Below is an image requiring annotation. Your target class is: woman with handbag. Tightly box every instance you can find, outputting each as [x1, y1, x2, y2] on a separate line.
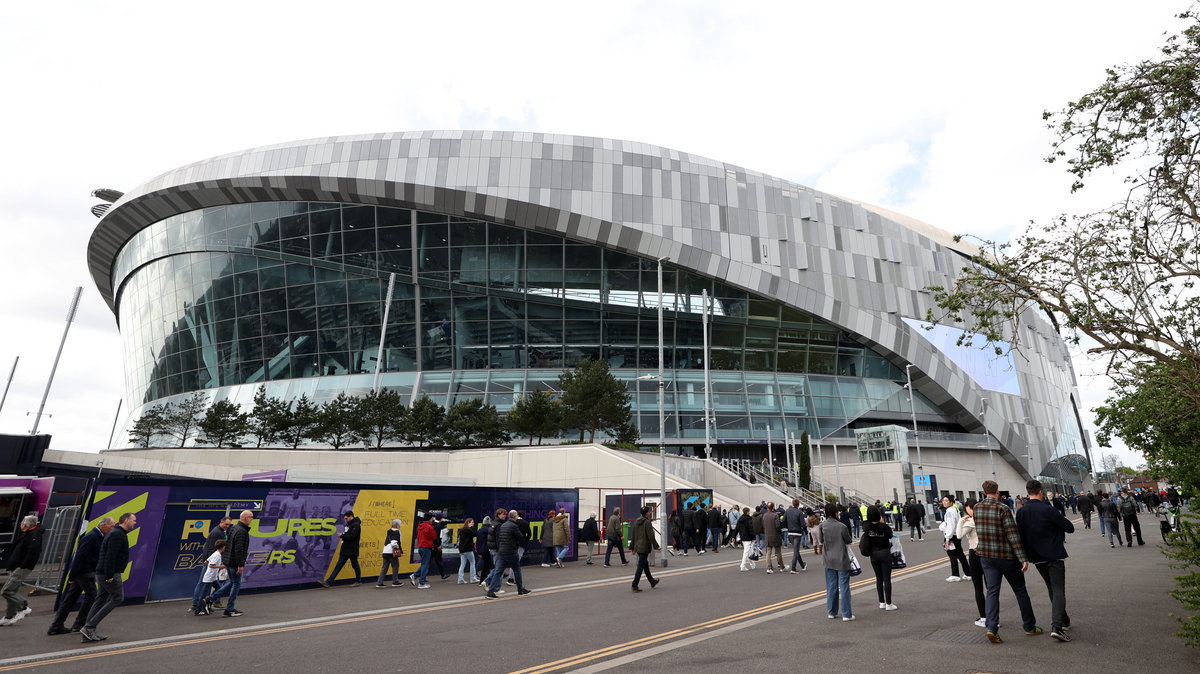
[863, 506, 897, 611]
[957, 499, 987, 627]
[939, 495, 970, 581]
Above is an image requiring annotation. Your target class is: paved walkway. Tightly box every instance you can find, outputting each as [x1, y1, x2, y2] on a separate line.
[0, 513, 1193, 672]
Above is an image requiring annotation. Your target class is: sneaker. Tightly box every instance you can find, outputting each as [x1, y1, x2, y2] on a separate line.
[603, 564, 611, 568]
[0, 618, 13, 627]
[766, 569, 773, 574]
[484, 593, 498, 600]
[974, 618, 988, 628]
[410, 574, 417, 587]
[945, 576, 963, 582]
[376, 584, 388, 588]
[496, 589, 507, 595]
[1050, 630, 1071, 642]
[16, 607, 32, 620]
[681, 552, 688, 556]
[541, 563, 551, 568]
[827, 614, 837, 619]
[789, 570, 798, 574]
[987, 630, 1002, 644]
[318, 580, 331, 588]
[586, 561, 594, 565]
[418, 583, 431, 589]
[47, 626, 71, 635]
[1024, 626, 1043, 636]
[456, 580, 465, 585]
[631, 586, 643, 593]
[842, 615, 856, 621]
[224, 609, 244, 617]
[885, 604, 898, 611]
[505, 578, 516, 586]
[621, 561, 630, 565]
[479, 581, 488, 587]
[699, 550, 705, 555]
[649, 578, 659, 589]
[880, 602, 887, 609]
[351, 582, 362, 587]
[517, 588, 532, 596]
[392, 581, 403, 586]
[209, 600, 223, 609]
[79, 627, 106, 642]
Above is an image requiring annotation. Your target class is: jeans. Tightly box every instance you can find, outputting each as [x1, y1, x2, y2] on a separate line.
[690, 529, 705, 553]
[709, 527, 722, 551]
[326, 553, 361, 584]
[555, 544, 569, 561]
[908, 523, 924, 539]
[191, 570, 215, 609]
[487, 553, 525, 594]
[633, 552, 655, 587]
[851, 520, 862, 537]
[585, 541, 596, 563]
[482, 550, 499, 585]
[1124, 515, 1144, 545]
[968, 550, 986, 619]
[1082, 511, 1092, 528]
[1034, 559, 1069, 631]
[416, 547, 432, 584]
[605, 539, 627, 565]
[85, 576, 124, 629]
[377, 555, 400, 584]
[870, 549, 892, 604]
[51, 572, 97, 629]
[1103, 517, 1122, 545]
[457, 551, 477, 582]
[980, 557, 1036, 633]
[945, 536, 970, 577]
[209, 568, 242, 611]
[477, 549, 493, 579]
[788, 534, 807, 570]
[824, 568, 852, 618]
[2, 568, 31, 618]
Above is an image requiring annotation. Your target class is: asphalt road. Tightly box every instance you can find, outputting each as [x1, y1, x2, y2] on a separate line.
[1, 513, 1193, 673]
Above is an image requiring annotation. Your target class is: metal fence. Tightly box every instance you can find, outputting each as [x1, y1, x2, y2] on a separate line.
[25, 505, 82, 594]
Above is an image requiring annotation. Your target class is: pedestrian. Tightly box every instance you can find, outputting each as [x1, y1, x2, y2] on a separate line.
[206, 510, 251, 618]
[784, 499, 808, 573]
[847, 503, 862, 538]
[940, 495, 970, 582]
[479, 509, 505, 591]
[904, 498, 925, 541]
[376, 519, 405, 587]
[819, 504, 854, 621]
[48, 517, 114, 634]
[1, 515, 44, 627]
[199, 516, 232, 606]
[604, 508, 628, 567]
[321, 510, 363, 587]
[581, 513, 601, 565]
[552, 510, 570, 567]
[707, 504, 724, 553]
[752, 506, 765, 549]
[476, 516, 494, 580]
[413, 514, 436, 589]
[1118, 490, 1145, 547]
[1016, 479, 1075, 642]
[957, 499, 987, 628]
[726, 506, 741, 547]
[762, 502, 785, 574]
[484, 510, 531, 599]
[1097, 492, 1123, 548]
[80, 512, 137, 641]
[510, 511, 531, 584]
[431, 512, 450, 580]
[807, 510, 823, 555]
[540, 510, 557, 567]
[191, 539, 226, 615]
[629, 505, 661, 592]
[975, 480, 1040, 644]
[736, 507, 756, 571]
[456, 517, 478, 584]
[864, 506, 897, 611]
[669, 510, 683, 552]
[1078, 492, 1094, 530]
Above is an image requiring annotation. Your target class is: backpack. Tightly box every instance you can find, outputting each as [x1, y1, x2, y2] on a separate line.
[1119, 497, 1137, 517]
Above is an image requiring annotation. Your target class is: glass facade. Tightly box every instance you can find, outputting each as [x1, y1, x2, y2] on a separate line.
[114, 202, 946, 441]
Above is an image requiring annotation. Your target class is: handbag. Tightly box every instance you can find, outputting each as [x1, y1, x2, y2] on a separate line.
[218, 568, 229, 582]
[748, 542, 763, 561]
[848, 549, 863, 576]
[859, 532, 872, 557]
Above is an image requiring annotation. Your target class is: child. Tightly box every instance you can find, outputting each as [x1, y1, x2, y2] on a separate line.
[192, 539, 226, 615]
[376, 519, 404, 587]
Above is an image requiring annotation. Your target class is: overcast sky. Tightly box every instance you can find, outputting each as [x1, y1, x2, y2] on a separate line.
[0, 1, 1185, 466]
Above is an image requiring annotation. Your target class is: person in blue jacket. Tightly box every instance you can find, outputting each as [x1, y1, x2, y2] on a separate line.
[47, 517, 114, 634]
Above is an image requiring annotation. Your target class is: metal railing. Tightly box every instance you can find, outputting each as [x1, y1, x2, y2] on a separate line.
[718, 459, 826, 510]
[27, 505, 82, 594]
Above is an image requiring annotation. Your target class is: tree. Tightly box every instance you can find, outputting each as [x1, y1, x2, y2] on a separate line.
[278, 395, 321, 449]
[798, 431, 813, 490]
[127, 404, 168, 448]
[926, 11, 1200, 492]
[442, 398, 510, 448]
[196, 399, 250, 447]
[1096, 359, 1200, 493]
[162, 391, 209, 448]
[352, 389, 407, 449]
[558, 358, 634, 443]
[249, 386, 289, 448]
[505, 389, 562, 445]
[312, 393, 362, 449]
[402, 396, 446, 448]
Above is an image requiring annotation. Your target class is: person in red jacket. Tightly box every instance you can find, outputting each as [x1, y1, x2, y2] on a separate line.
[411, 516, 437, 589]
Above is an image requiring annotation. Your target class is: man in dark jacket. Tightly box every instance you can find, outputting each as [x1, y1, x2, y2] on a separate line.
[1077, 492, 1094, 529]
[706, 504, 724, 553]
[629, 505, 660, 592]
[1016, 480, 1075, 642]
[321, 511, 363, 587]
[48, 517, 115, 634]
[207, 510, 252, 617]
[200, 516, 232, 606]
[904, 498, 926, 541]
[784, 499, 808, 572]
[580, 514, 601, 565]
[80, 513, 136, 642]
[1118, 490, 1145, 547]
[679, 505, 696, 556]
[485, 510, 530, 599]
[1, 515, 44, 626]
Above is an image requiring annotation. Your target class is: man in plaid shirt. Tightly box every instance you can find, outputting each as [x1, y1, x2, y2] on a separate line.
[975, 480, 1040, 643]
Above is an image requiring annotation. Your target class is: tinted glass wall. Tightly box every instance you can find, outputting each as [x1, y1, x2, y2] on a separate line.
[114, 202, 937, 438]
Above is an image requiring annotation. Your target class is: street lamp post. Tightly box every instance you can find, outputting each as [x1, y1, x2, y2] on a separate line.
[701, 288, 713, 460]
[905, 364, 927, 524]
[656, 256, 669, 569]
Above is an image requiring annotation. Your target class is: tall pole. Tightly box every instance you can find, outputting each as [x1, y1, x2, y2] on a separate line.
[766, 427, 774, 480]
[817, 443, 826, 501]
[105, 399, 123, 450]
[905, 364, 926, 521]
[981, 398, 995, 478]
[657, 256, 669, 569]
[789, 432, 797, 486]
[0, 356, 17, 416]
[31, 286, 82, 436]
[373, 272, 397, 392]
[701, 288, 712, 460]
[833, 440, 843, 502]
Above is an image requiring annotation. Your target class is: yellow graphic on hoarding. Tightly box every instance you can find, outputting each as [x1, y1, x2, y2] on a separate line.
[85, 490, 150, 581]
[327, 489, 428, 580]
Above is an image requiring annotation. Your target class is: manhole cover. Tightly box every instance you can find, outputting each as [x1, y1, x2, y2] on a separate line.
[926, 629, 991, 644]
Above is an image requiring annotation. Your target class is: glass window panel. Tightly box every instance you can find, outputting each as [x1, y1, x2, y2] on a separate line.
[418, 222, 449, 249]
[744, 350, 773, 372]
[564, 244, 601, 269]
[318, 304, 349, 329]
[603, 345, 637, 369]
[489, 315, 525, 345]
[287, 284, 315, 309]
[528, 346, 564, 368]
[710, 348, 742, 370]
[674, 320, 703, 346]
[604, 320, 639, 344]
[279, 213, 309, 240]
[377, 207, 411, 227]
[251, 202, 280, 222]
[452, 220, 487, 247]
[712, 323, 744, 347]
[836, 378, 866, 397]
[807, 348, 837, 374]
[812, 396, 843, 416]
[285, 263, 313, 286]
[348, 302, 381, 327]
[451, 246, 487, 285]
[421, 247, 450, 277]
[527, 320, 563, 344]
[748, 299, 779, 321]
[527, 245, 563, 270]
[288, 309, 317, 332]
[378, 225, 412, 251]
[316, 280, 347, 306]
[346, 278, 381, 303]
[837, 349, 862, 377]
[309, 209, 341, 260]
[778, 349, 805, 373]
[564, 319, 600, 344]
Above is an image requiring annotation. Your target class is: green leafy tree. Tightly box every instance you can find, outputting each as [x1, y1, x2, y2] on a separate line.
[352, 389, 408, 449]
[1164, 513, 1200, 647]
[249, 385, 289, 448]
[403, 395, 446, 448]
[127, 404, 169, 448]
[313, 393, 362, 449]
[558, 358, 634, 443]
[279, 394, 321, 449]
[798, 431, 813, 490]
[196, 399, 250, 447]
[162, 391, 209, 448]
[442, 398, 510, 448]
[613, 420, 640, 446]
[505, 389, 562, 445]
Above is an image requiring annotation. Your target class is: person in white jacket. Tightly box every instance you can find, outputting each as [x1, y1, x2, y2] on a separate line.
[957, 500, 987, 627]
[939, 495, 971, 582]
